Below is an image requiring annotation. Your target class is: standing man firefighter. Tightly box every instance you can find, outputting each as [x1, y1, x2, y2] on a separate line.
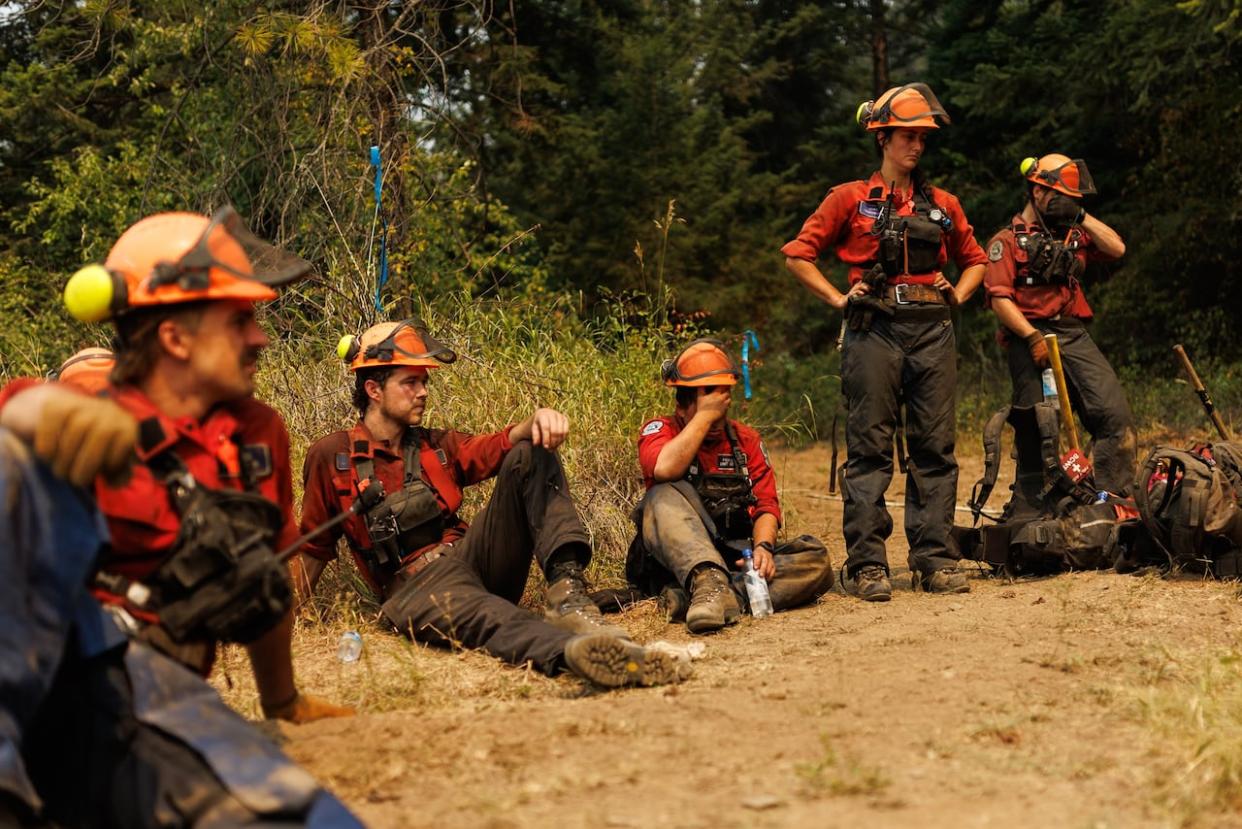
[0, 210, 361, 826]
[782, 83, 988, 601]
[983, 154, 1134, 507]
[293, 319, 690, 688]
[628, 340, 835, 633]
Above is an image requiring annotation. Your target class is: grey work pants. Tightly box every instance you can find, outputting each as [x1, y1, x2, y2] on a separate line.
[380, 441, 591, 675]
[840, 309, 959, 578]
[634, 482, 834, 611]
[1006, 317, 1137, 495]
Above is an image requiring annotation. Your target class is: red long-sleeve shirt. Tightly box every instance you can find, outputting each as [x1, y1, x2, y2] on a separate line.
[0, 378, 298, 580]
[781, 171, 987, 286]
[298, 420, 513, 596]
[96, 386, 299, 580]
[983, 215, 1105, 321]
[637, 415, 782, 526]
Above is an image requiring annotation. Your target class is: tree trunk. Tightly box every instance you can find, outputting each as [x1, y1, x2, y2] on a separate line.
[869, 0, 889, 98]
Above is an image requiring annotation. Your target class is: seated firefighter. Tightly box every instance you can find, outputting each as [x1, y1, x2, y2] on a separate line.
[0, 320, 359, 824]
[293, 319, 690, 688]
[7, 208, 351, 725]
[628, 340, 835, 633]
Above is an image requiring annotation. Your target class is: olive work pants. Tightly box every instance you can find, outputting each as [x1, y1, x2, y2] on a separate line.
[1006, 317, 1137, 499]
[840, 309, 960, 578]
[634, 482, 835, 611]
[380, 441, 592, 675]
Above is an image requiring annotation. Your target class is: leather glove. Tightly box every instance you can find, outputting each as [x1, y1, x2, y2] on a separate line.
[1026, 331, 1051, 369]
[262, 692, 356, 724]
[34, 390, 137, 487]
[1042, 193, 1085, 227]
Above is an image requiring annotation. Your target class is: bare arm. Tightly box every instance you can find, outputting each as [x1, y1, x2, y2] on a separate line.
[652, 412, 719, 482]
[785, 257, 868, 311]
[1081, 213, 1125, 259]
[952, 264, 986, 305]
[991, 296, 1039, 339]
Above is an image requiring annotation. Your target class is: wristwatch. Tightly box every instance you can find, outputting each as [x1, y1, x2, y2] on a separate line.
[755, 541, 775, 554]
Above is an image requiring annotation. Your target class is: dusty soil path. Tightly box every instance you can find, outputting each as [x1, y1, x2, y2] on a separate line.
[221, 444, 1242, 828]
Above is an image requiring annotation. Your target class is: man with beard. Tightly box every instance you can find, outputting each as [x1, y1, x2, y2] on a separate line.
[983, 154, 1134, 507]
[0, 208, 359, 826]
[293, 319, 690, 688]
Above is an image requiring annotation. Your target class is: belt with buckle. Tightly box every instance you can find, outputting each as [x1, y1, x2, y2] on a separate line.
[388, 545, 450, 593]
[884, 283, 947, 305]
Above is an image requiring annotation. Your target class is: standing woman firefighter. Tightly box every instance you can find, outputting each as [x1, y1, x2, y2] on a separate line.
[782, 83, 987, 602]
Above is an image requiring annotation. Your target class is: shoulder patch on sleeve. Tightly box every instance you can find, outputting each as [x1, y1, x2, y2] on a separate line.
[641, 420, 665, 437]
[988, 240, 1005, 262]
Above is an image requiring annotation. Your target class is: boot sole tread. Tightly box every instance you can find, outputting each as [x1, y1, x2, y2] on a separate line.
[565, 636, 688, 687]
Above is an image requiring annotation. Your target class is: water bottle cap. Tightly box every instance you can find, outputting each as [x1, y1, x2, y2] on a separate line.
[742, 547, 753, 558]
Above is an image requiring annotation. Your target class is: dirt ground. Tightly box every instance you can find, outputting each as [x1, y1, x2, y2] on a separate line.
[218, 444, 1242, 828]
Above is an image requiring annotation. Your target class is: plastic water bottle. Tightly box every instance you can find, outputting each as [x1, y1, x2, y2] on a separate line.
[742, 548, 774, 618]
[337, 631, 363, 663]
[1041, 368, 1059, 405]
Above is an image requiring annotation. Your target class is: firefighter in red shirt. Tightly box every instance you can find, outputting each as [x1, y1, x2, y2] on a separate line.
[7, 208, 351, 724]
[983, 154, 1134, 508]
[782, 83, 987, 601]
[292, 319, 690, 689]
[628, 341, 834, 633]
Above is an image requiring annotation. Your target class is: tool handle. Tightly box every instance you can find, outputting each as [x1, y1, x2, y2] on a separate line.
[1043, 334, 1080, 451]
[1174, 344, 1232, 441]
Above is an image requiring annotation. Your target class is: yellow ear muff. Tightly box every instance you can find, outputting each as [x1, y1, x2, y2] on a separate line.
[64, 264, 122, 323]
[337, 334, 360, 363]
[1020, 157, 1038, 177]
[855, 100, 874, 126]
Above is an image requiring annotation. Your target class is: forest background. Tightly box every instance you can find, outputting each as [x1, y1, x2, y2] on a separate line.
[2, 0, 1241, 575]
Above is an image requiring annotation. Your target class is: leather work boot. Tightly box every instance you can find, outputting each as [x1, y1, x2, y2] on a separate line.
[842, 565, 892, 602]
[563, 634, 692, 687]
[912, 566, 971, 594]
[685, 565, 742, 634]
[545, 561, 631, 639]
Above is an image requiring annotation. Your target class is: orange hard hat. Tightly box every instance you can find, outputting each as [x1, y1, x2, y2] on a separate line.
[338, 318, 458, 373]
[1020, 154, 1096, 199]
[55, 347, 114, 394]
[662, 340, 739, 387]
[857, 83, 950, 131]
[63, 206, 312, 323]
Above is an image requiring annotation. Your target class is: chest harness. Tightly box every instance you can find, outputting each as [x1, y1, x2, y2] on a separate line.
[686, 421, 758, 541]
[1013, 223, 1086, 288]
[95, 418, 293, 650]
[347, 428, 444, 581]
[867, 183, 950, 278]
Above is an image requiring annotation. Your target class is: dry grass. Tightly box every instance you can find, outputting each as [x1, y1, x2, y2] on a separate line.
[1128, 645, 1242, 825]
[211, 598, 674, 715]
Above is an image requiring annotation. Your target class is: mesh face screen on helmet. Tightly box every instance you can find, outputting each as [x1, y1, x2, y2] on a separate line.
[866, 83, 951, 129]
[1031, 158, 1097, 198]
[147, 206, 313, 292]
[364, 318, 458, 366]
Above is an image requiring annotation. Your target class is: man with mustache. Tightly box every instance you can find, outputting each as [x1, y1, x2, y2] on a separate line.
[0, 209, 359, 826]
[293, 319, 690, 688]
[6, 208, 350, 723]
